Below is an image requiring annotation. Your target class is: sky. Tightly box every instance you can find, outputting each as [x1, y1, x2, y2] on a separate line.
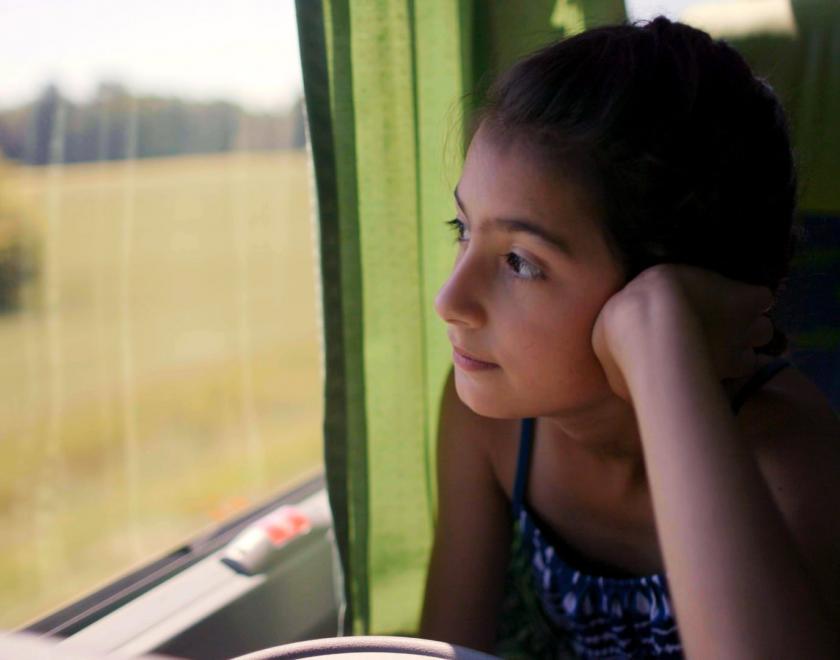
[625, 0, 731, 21]
[0, 0, 303, 112]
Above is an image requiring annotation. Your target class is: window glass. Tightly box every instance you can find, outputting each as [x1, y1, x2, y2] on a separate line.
[0, 0, 321, 628]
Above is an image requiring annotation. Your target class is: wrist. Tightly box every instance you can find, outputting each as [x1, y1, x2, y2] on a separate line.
[623, 325, 718, 398]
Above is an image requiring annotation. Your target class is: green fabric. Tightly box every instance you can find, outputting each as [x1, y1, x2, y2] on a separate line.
[296, 0, 839, 641]
[296, 0, 469, 634]
[296, 0, 368, 631]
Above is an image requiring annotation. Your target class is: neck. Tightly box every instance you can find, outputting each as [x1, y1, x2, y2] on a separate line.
[539, 392, 648, 488]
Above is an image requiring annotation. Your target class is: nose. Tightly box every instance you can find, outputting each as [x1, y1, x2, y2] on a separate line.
[434, 250, 487, 329]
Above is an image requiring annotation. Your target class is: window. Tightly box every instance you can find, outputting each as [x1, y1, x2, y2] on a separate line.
[0, 0, 322, 629]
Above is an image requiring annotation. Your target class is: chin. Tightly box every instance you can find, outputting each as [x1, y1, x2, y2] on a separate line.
[455, 368, 616, 419]
[453, 372, 527, 419]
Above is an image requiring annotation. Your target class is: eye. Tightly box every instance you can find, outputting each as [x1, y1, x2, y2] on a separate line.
[506, 252, 544, 280]
[445, 218, 468, 243]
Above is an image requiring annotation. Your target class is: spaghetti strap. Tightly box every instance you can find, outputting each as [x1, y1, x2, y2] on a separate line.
[730, 357, 792, 414]
[512, 417, 536, 510]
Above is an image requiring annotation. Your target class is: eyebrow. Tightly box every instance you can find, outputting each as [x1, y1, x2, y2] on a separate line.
[454, 186, 573, 256]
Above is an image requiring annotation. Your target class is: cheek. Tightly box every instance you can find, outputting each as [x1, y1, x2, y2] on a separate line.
[522, 287, 601, 352]
[512, 297, 612, 393]
[519, 315, 597, 375]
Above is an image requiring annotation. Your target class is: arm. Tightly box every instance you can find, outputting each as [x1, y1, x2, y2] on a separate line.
[419, 368, 513, 653]
[594, 265, 839, 658]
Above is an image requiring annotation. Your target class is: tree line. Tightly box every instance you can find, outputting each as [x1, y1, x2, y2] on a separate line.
[0, 83, 306, 166]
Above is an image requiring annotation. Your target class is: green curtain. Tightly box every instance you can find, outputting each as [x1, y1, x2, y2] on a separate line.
[295, 0, 838, 639]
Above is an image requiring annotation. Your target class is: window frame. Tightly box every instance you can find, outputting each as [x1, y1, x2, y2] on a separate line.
[23, 473, 328, 639]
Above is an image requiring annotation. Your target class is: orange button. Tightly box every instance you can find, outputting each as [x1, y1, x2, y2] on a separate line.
[261, 506, 312, 546]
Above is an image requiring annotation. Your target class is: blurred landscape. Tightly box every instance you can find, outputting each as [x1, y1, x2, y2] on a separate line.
[0, 147, 322, 627]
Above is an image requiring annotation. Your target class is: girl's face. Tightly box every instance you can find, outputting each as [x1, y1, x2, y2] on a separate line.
[435, 127, 626, 419]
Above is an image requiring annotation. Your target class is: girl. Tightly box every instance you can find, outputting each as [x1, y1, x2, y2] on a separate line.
[419, 16, 840, 659]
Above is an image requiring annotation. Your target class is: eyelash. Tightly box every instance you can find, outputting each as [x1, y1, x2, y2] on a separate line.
[445, 218, 467, 243]
[445, 218, 544, 281]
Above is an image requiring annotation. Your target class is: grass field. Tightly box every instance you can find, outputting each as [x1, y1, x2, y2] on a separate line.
[0, 151, 323, 628]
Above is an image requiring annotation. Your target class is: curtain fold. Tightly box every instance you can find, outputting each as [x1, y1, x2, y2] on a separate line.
[296, 0, 368, 632]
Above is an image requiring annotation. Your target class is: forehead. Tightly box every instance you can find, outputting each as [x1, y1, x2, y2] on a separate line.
[458, 127, 602, 237]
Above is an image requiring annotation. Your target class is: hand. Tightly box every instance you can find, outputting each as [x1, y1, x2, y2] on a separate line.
[591, 264, 775, 401]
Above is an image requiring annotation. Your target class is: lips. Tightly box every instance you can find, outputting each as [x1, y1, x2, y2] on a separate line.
[452, 344, 499, 369]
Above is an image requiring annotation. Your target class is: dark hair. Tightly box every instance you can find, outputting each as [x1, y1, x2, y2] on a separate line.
[474, 16, 796, 354]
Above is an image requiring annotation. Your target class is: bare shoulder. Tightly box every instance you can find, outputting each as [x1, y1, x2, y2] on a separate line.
[436, 369, 520, 495]
[737, 358, 838, 439]
[737, 359, 839, 470]
[736, 359, 840, 614]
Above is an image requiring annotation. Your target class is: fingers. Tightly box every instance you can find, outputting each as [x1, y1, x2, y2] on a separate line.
[751, 285, 774, 314]
[745, 315, 775, 348]
[731, 347, 758, 379]
[728, 312, 772, 379]
[727, 315, 772, 379]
